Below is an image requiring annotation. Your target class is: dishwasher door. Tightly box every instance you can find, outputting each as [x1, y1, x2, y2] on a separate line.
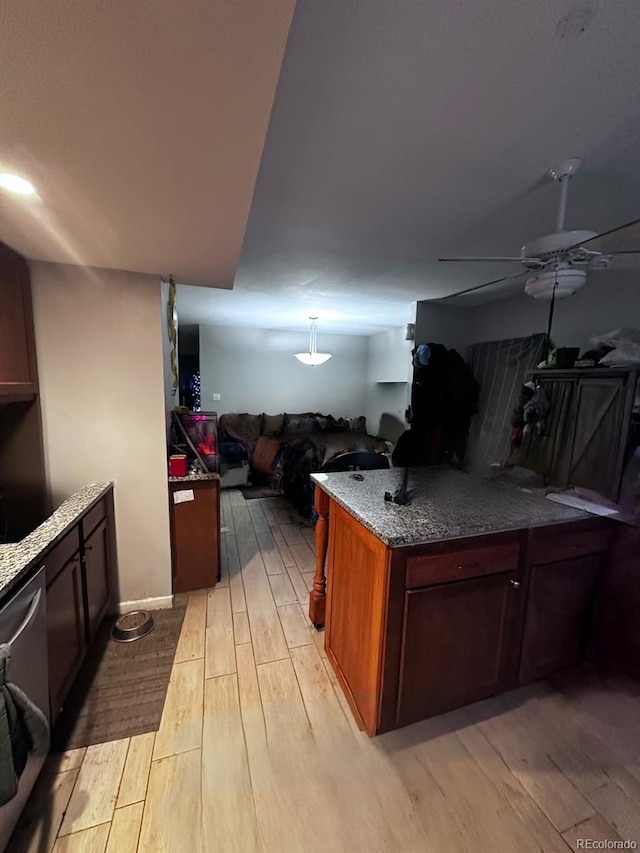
[0, 567, 50, 852]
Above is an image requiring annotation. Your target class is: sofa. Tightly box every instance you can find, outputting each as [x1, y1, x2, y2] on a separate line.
[218, 412, 381, 515]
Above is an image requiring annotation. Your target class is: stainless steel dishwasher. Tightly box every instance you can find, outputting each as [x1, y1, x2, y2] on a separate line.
[0, 567, 50, 851]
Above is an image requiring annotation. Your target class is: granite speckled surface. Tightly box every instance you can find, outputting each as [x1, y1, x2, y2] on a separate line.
[168, 472, 220, 483]
[311, 467, 591, 546]
[0, 482, 112, 601]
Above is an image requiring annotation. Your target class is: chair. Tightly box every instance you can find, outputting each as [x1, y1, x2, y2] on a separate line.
[322, 450, 390, 473]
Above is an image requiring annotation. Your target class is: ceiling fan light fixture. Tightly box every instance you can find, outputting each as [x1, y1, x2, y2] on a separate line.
[294, 316, 332, 367]
[524, 266, 586, 300]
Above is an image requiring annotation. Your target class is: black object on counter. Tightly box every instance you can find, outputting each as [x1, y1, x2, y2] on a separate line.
[384, 466, 412, 506]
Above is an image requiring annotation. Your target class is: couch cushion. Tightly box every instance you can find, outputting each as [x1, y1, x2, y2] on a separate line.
[261, 413, 285, 436]
[283, 412, 331, 434]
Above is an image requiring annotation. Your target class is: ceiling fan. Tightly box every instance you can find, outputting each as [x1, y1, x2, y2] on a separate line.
[438, 157, 640, 300]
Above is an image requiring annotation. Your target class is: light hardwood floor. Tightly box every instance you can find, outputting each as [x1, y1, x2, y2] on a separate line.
[13, 491, 640, 852]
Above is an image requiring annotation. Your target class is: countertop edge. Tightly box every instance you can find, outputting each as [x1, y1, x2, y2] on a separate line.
[0, 482, 113, 603]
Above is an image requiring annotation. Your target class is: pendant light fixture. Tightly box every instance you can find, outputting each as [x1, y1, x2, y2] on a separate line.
[294, 316, 332, 366]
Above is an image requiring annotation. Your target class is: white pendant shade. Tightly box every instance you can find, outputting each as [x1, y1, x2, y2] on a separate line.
[294, 317, 332, 366]
[294, 351, 332, 366]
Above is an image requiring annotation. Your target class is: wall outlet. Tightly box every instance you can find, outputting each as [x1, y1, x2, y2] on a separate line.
[212, 393, 221, 401]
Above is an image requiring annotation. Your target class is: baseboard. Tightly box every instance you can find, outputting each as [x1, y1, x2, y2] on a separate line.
[114, 594, 174, 614]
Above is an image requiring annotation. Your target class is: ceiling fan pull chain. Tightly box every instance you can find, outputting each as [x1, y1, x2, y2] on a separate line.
[545, 280, 558, 362]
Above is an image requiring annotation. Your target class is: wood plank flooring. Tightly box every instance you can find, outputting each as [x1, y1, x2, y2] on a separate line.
[16, 491, 640, 852]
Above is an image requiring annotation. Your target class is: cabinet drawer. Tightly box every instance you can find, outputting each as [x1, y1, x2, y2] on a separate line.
[82, 498, 107, 540]
[531, 526, 610, 565]
[406, 541, 520, 588]
[44, 526, 81, 586]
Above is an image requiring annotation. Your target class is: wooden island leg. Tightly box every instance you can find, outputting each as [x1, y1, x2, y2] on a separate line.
[309, 486, 330, 629]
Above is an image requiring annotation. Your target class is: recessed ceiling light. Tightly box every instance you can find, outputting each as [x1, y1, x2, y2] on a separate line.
[0, 173, 36, 196]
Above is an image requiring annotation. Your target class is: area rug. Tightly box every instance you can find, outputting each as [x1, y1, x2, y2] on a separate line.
[239, 485, 283, 500]
[52, 605, 186, 751]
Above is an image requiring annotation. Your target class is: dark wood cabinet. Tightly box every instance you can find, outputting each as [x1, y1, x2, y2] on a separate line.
[397, 572, 518, 726]
[320, 483, 615, 736]
[44, 532, 87, 723]
[519, 554, 601, 683]
[0, 244, 47, 537]
[44, 491, 114, 722]
[169, 478, 220, 593]
[589, 526, 640, 678]
[0, 243, 38, 398]
[83, 519, 110, 640]
[524, 369, 637, 501]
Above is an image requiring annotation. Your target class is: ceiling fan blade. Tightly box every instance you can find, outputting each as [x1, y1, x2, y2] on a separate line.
[571, 217, 640, 254]
[441, 270, 529, 300]
[438, 256, 526, 263]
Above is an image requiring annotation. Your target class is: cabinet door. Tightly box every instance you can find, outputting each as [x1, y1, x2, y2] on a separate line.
[397, 573, 517, 727]
[0, 244, 38, 395]
[569, 377, 630, 500]
[170, 481, 220, 593]
[519, 554, 601, 683]
[46, 554, 86, 722]
[84, 519, 110, 639]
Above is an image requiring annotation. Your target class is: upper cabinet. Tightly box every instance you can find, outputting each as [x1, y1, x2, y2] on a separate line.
[367, 328, 412, 384]
[522, 368, 637, 501]
[0, 243, 38, 398]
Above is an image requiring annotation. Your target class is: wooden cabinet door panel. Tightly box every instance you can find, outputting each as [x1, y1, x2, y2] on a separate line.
[325, 503, 390, 735]
[397, 573, 516, 727]
[0, 244, 37, 394]
[569, 377, 629, 500]
[84, 519, 110, 639]
[170, 481, 220, 593]
[46, 554, 86, 722]
[519, 554, 601, 683]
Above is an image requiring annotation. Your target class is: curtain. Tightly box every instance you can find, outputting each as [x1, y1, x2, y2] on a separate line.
[465, 334, 547, 476]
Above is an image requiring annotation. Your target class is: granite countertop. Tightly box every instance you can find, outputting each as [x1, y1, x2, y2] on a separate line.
[168, 472, 220, 483]
[0, 482, 112, 601]
[310, 467, 592, 547]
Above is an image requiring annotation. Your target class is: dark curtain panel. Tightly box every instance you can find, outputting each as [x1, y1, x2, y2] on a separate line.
[465, 334, 547, 476]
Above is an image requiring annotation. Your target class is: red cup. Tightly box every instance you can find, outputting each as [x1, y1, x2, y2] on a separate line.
[169, 454, 188, 477]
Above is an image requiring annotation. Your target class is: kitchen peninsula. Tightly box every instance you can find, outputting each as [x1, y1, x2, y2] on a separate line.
[310, 466, 615, 736]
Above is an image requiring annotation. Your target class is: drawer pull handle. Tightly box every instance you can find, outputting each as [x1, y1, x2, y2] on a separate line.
[85, 545, 94, 552]
[510, 579, 521, 589]
[457, 561, 480, 571]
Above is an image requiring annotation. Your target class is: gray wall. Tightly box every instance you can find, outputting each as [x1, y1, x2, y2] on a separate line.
[415, 302, 473, 354]
[199, 324, 368, 418]
[468, 270, 640, 350]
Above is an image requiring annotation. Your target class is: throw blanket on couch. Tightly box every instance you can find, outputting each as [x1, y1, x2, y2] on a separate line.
[218, 412, 379, 516]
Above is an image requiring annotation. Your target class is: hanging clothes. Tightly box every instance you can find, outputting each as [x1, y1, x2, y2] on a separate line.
[393, 343, 479, 467]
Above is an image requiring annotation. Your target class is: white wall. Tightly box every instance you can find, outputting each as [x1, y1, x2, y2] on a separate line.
[364, 327, 412, 441]
[199, 324, 368, 419]
[468, 270, 640, 350]
[30, 262, 172, 609]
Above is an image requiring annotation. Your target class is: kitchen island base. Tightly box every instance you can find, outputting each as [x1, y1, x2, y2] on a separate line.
[311, 470, 614, 736]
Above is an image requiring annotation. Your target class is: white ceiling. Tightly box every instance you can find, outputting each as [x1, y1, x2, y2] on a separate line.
[228, 0, 640, 331]
[2, 0, 640, 335]
[0, 0, 295, 286]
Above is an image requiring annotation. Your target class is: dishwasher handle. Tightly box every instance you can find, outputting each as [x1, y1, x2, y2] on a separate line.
[8, 586, 43, 648]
